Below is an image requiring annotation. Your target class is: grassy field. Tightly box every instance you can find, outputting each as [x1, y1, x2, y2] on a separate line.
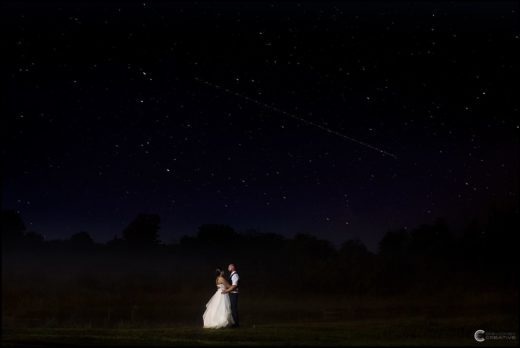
[3, 255, 517, 346]
[2, 315, 518, 346]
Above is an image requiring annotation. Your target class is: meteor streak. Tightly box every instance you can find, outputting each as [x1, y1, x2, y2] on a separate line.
[195, 77, 397, 159]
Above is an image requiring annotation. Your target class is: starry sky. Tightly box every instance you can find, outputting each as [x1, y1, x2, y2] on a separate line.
[3, 1, 518, 251]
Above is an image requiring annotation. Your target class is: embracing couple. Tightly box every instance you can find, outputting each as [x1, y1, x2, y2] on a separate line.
[203, 263, 240, 329]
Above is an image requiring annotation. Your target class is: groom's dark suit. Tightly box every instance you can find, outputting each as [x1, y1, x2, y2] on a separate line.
[228, 271, 239, 327]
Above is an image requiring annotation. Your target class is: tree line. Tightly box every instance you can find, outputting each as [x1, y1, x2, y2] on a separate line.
[1, 203, 517, 295]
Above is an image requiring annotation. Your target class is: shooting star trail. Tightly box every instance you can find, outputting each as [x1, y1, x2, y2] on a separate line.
[194, 77, 397, 159]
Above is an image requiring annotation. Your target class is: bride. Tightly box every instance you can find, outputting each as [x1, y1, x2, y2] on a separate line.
[202, 268, 235, 329]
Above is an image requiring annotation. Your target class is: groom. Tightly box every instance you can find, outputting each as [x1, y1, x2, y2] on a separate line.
[221, 263, 239, 327]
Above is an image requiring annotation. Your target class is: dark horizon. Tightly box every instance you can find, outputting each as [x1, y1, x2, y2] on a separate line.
[2, 195, 517, 254]
[2, 194, 516, 251]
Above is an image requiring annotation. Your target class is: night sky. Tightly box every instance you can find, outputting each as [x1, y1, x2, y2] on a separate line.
[3, 1, 518, 251]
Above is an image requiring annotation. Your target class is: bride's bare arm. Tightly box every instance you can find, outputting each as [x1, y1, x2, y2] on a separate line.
[221, 277, 231, 289]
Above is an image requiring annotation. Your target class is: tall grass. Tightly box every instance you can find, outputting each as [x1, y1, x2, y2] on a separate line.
[2, 248, 517, 330]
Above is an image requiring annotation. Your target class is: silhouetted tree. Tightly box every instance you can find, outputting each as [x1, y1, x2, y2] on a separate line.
[122, 213, 161, 247]
[69, 231, 95, 249]
[196, 224, 237, 244]
[70, 231, 93, 243]
[106, 234, 127, 249]
[337, 239, 375, 293]
[405, 219, 455, 291]
[23, 231, 44, 247]
[179, 234, 197, 247]
[462, 217, 485, 241]
[481, 202, 518, 282]
[339, 239, 370, 259]
[376, 228, 413, 294]
[409, 218, 452, 252]
[286, 233, 336, 289]
[1, 209, 26, 248]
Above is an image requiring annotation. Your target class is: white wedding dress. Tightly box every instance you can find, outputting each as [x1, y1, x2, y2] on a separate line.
[203, 283, 235, 329]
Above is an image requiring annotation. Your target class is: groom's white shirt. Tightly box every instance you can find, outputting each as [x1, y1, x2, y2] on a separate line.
[230, 271, 239, 294]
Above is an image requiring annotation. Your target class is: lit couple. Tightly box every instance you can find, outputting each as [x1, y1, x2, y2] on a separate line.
[202, 263, 240, 329]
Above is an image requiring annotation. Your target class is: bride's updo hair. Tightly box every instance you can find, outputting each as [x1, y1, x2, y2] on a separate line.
[215, 268, 223, 277]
